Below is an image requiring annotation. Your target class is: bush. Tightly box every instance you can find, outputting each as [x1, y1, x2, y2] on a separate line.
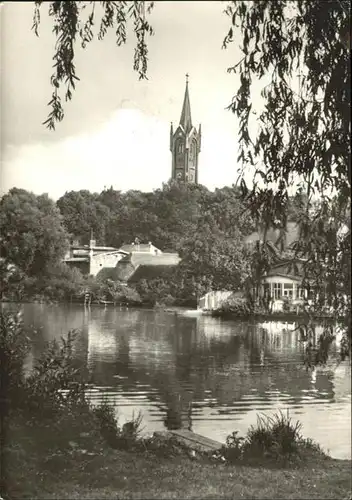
[24, 330, 85, 420]
[282, 297, 290, 313]
[244, 411, 303, 459]
[93, 402, 143, 449]
[2, 312, 145, 462]
[37, 263, 84, 302]
[136, 277, 175, 307]
[89, 278, 142, 306]
[223, 410, 326, 466]
[0, 311, 31, 413]
[214, 296, 253, 317]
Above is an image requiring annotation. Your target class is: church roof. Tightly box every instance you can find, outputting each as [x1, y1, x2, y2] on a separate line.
[179, 76, 193, 134]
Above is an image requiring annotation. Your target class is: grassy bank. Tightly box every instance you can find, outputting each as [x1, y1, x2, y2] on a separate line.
[3, 409, 351, 500]
[4, 425, 351, 500]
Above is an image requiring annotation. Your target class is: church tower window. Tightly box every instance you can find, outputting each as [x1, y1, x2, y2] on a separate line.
[177, 140, 184, 154]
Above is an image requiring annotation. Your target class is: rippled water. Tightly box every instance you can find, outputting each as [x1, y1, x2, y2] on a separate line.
[6, 303, 351, 459]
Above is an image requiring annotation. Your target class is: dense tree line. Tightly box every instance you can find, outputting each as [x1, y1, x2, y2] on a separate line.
[0, 182, 258, 304]
[1, 182, 348, 315]
[57, 181, 255, 250]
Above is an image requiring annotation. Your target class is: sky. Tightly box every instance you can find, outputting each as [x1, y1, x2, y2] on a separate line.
[1, 1, 263, 200]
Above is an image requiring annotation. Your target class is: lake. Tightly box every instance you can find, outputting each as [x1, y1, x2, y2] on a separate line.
[4, 303, 351, 459]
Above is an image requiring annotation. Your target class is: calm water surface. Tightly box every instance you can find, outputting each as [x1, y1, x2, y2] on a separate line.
[7, 303, 351, 459]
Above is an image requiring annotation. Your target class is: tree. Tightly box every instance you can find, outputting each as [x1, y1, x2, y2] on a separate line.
[0, 188, 69, 277]
[205, 186, 255, 237]
[222, 0, 350, 357]
[32, 1, 154, 130]
[35, 262, 85, 302]
[222, 0, 350, 214]
[57, 190, 110, 245]
[176, 224, 250, 300]
[151, 181, 207, 251]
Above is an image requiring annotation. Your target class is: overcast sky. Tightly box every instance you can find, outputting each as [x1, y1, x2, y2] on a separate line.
[1, 1, 264, 199]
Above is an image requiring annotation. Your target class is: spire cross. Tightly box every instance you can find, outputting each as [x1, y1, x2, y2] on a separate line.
[185, 73, 189, 83]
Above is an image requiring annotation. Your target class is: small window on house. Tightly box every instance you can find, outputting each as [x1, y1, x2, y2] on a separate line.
[273, 283, 282, 299]
[283, 283, 293, 298]
[263, 283, 270, 297]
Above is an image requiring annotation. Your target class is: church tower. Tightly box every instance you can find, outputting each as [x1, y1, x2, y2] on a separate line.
[170, 74, 201, 184]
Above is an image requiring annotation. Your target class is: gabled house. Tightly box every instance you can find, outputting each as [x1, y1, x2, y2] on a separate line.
[244, 222, 308, 311]
[64, 236, 181, 284]
[63, 237, 129, 277]
[114, 241, 181, 284]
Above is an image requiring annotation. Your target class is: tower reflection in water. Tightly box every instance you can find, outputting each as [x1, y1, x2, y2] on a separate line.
[16, 303, 350, 458]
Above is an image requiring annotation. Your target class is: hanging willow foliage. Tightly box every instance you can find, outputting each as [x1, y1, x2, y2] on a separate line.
[223, 0, 351, 360]
[32, 1, 154, 130]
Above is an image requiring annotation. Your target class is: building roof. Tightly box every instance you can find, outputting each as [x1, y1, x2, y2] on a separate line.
[120, 252, 180, 267]
[71, 245, 118, 251]
[127, 265, 177, 283]
[119, 243, 162, 254]
[92, 250, 129, 257]
[64, 257, 89, 262]
[179, 77, 193, 134]
[263, 273, 303, 282]
[115, 252, 180, 282]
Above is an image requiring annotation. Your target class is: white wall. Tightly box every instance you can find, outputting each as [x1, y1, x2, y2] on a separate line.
[90, 252, 126, 276]
[198, 290, 232, 310]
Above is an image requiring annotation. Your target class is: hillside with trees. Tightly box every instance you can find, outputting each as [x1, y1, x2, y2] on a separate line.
[0, 182, 257, 305]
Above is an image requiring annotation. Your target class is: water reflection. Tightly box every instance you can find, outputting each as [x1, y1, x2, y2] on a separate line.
[3, 303, 350, 459]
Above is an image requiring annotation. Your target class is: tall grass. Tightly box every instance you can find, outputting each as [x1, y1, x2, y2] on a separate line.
[223, 410, 326, 466]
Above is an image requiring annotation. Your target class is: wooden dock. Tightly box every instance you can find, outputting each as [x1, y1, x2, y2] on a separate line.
[155, 429, 223, 453]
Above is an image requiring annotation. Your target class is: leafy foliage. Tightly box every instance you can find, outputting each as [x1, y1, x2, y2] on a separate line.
[94, 278, 142, 305]
[32, 1, 154, 129]
[223, 410, 326, 466]
[177, 227, 250, 297]
[0, 311, 31, 414]
[24, 330, 86, 419]
[213, 295, 252, 317]
[223, 0, 351, 354]
[57, 190, 110, 245]
[0, 188, 69, 277]
[93, 402, 143, 449]
[1, 311, 146, 460]
[224, 0, 350, 198]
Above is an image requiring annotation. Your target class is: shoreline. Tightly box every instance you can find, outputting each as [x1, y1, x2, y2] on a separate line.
[208, 309, 344, 323]
[1, 299, 343, 322]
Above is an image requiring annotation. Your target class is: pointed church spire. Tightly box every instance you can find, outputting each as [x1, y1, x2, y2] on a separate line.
[179, 73, 192, 133]
[170, 122, 174, 151]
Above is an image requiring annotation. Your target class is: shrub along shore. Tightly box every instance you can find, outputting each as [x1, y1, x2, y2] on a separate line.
[1, 311, 351, 500]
